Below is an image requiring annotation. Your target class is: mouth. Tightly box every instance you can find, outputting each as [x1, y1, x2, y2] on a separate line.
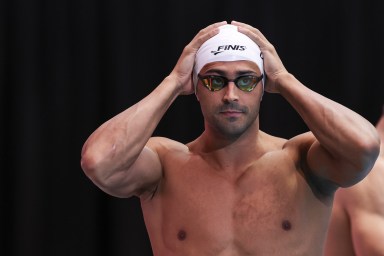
[218, 103, 247, 118]
[220, 109, 243, 117]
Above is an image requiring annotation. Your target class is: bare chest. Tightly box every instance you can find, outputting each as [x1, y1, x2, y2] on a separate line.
[142, 157, 329, 255]
[163, 162, 303, 230]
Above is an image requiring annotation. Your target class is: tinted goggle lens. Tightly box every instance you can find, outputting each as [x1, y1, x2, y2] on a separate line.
[198, 75, 263, 92]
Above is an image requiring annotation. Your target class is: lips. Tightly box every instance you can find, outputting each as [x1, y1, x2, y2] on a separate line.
[220, 109, 242, 113]
[220, 109, 243, 117]
[218, 102, 247, 117]
[219, 106, 244, 113]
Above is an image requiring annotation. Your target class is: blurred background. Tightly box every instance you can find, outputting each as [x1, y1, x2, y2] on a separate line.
[1, 0, 383, 255]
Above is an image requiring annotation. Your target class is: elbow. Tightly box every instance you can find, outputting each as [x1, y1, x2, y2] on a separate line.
[80, 143, 133, 197]
[80, 146, 100, 179]
[80, 142, 110, 182]
[81, 151, 94, 175]
[362, 130, 381, 169]
[80, 149, 116, 193]
[352, 132, 381, 183]
[326, 131, 380, 188]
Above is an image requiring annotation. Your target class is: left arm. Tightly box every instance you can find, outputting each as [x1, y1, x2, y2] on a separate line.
[276, 73, 379, 187]
[233, 20, 380, 187]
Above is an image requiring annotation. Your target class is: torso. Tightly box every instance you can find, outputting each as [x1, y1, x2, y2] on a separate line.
[141, 133, 334, 256]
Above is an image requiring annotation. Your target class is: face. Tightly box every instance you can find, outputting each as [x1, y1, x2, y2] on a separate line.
[196, 60, 263, 139]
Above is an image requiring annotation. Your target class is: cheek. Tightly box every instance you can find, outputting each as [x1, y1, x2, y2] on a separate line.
[248, 99, 262, 118]
[197, 90, 214, 105]
[198, 95, 220, 117]
[199, 99, 214, 117]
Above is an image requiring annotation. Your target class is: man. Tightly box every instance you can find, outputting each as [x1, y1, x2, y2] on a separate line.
[80, 21, 380, 255]
[325, 108, 384, 256]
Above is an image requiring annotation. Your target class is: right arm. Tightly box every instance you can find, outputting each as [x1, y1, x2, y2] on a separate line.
[80, 21, 226, 198]
[81, 78, 180, 198]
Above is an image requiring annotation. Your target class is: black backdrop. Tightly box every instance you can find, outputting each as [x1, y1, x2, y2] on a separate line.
[1, 0, 384, 255]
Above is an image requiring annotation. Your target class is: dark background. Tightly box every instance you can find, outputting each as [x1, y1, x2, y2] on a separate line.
[1, 0, 383, 255]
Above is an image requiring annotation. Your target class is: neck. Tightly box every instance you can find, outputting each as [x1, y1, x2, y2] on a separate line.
[197, 121, 264, 170]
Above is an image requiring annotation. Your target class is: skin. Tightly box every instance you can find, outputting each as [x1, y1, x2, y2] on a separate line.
[80, 21, 380, 256]
[324, 110, 384, 256]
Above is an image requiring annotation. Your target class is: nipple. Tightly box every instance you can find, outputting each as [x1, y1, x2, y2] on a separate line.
[177, 230, 187, 241]
[282, 220, 292, 231]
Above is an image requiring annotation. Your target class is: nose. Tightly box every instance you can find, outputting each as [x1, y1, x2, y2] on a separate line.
[222, 82, 239, 102]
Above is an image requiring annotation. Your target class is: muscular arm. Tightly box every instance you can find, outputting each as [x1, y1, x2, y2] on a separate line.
[80, 77, 180, 198]
[233, 20, 380, 187]
[277, 74, 379, 187]
[80, 22, 226, 198]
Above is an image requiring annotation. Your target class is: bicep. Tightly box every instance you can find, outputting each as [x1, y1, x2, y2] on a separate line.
[306, 139, 362, 187]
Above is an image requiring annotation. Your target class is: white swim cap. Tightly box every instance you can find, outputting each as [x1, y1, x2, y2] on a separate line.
[193, 24, 264, 92]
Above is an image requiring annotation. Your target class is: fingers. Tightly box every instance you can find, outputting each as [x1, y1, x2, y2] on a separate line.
[170, 21, 228, 94]
[230, 20, 269, 48]
[190, 21, 227, 50]
[200, 21, 228, 33]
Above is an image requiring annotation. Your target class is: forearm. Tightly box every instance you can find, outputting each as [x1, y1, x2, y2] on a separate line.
[277, 73, 379, 173]
[81, 75, 180, 179]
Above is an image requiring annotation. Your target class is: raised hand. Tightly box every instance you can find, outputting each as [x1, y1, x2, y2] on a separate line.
[170, 21, 227, 95]
[231, 20, 288, 93]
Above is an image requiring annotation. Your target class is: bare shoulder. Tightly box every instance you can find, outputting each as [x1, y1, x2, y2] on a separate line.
[257, 131, 315, 161]
[264, 131, 316, 164]
[283, 131, 316, 151]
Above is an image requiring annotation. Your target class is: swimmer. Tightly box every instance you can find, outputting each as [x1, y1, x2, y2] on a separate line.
[81, 21, 380, 255]
[325, 106, 384, 256]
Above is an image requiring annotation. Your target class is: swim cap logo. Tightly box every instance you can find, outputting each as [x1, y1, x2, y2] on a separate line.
[211, 45, 246, 55]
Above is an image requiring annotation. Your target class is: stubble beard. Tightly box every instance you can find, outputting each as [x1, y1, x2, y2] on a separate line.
[211, 105, 259, 140]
